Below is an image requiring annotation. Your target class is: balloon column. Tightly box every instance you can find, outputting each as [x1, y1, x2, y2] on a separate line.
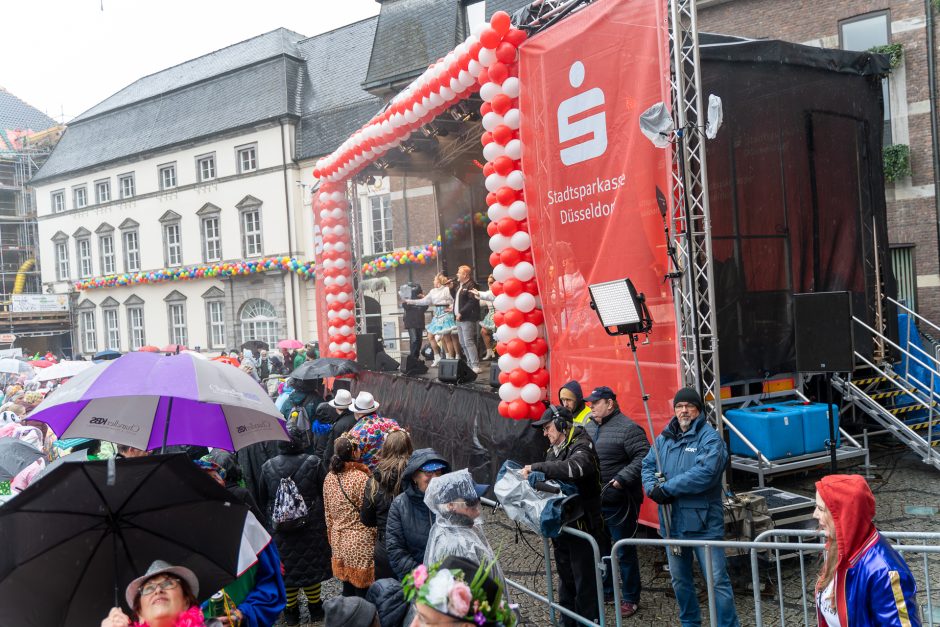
[314, 183, 357, 360]
[474, 14, 546, 420]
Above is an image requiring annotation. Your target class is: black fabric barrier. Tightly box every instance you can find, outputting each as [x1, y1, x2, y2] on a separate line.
[351, 370, 548, 487]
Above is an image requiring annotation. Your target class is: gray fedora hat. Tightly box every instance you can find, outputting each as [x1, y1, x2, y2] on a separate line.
[125, 560, 199, 608]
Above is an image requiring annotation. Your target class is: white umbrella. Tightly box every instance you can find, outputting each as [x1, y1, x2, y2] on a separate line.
[0, 359, 31, 376]
[34, 360, 95, 383]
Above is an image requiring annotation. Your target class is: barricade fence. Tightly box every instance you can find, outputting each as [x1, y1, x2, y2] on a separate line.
[481, 498, 940, 627]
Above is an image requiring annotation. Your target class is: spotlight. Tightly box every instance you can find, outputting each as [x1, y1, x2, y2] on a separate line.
[588, 278, 653, 336]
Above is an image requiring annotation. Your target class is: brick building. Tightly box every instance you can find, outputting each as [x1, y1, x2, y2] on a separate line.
[698, 0, 940, 320]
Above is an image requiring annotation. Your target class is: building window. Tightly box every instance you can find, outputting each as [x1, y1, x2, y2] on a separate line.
[840, 12, 891, 144]
[159, 164, 177, 190]
[123, 230, 140, 272]
[128, 307, 145, 350]
[73, 186, 88, 209]
[370, 194, 393, 254]
[81, 310, 97, 353]
[168, 303, 188, 346]
[118, 173, 135, 199]
[104, 308, 120, 351]
[207, 300, 226, 348]
[240, 299, 279, 347]
[164, 223, 182, 267]
[95, 180, 111, 204]
[197, 154, 216, 182]
[242, 209, 262, 257]
[77, 238, 93, 278]
[202, 216, 221, 262]
[237, 144, 257, 173]
[55, 241, 70, 280]
[100, 234, 115, 275]
[51, 190, 65, 213]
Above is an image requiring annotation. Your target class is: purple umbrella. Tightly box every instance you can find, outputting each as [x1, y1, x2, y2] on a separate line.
[27, 352, 288, 452]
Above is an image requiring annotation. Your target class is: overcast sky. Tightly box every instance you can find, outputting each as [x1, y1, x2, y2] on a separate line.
[4, 0, 381, 124]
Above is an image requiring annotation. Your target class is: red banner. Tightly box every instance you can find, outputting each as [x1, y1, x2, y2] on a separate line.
[520, 0, 677, 526]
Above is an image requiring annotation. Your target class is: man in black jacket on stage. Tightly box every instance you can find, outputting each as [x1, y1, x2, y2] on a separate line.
[522, 406, 604, 627]
[450, 265, 482, 374]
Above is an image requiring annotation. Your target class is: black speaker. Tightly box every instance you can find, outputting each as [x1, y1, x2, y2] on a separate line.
[355, 333, 378, 370]
[794, 291, 854, 373]
[438, 359, 477, 384]
[375, 351, 400, 372]
[489, 363, 501, 389]
[401, 355, 428, 376]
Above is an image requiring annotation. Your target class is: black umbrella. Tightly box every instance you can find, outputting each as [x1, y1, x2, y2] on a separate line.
[291, 357, 360, 380]
[0, 454, 269, 626]
[0, 438, 42, 482]
[93, 350, 122, 362]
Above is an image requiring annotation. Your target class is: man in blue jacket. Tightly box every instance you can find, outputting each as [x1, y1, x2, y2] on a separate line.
[641, 387, 740, 627]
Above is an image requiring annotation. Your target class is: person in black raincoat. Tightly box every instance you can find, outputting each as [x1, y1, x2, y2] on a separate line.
[385, 448, 450, 579]
[360, 430, 414, 580]
[258, 426, 331, 625]
[313, 388, 358, 471]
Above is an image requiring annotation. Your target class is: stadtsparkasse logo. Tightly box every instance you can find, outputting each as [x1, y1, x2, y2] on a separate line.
[237, 421, 273, 435]
[87, 416, 140, 433]
[557, 60, 608, 166]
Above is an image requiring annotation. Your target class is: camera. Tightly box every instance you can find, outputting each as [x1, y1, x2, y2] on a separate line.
[398, 282, 423, 301]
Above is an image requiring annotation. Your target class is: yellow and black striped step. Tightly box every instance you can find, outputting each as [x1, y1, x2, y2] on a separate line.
[906, 418, 940, 431]
[851, 376, 893, 386]
[890, 402, 938, 415]
[869, 388, 916, 400]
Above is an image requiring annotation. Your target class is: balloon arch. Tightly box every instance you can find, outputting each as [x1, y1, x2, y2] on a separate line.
[313, 11, 546, 420]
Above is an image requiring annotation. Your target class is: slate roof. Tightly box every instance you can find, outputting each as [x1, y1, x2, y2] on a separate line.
[295, 17, 384, 161]
[364, 0, 466, 89]
[0, 88, 55, 133]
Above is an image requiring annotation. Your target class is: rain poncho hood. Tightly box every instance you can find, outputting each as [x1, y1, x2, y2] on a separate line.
[422, 469, 498, 572]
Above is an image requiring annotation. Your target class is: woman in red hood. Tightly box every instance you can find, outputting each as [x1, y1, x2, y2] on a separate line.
[814, 474, 921, 627]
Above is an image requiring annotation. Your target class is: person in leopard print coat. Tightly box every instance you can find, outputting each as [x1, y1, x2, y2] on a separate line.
[323, 436, 376, 597]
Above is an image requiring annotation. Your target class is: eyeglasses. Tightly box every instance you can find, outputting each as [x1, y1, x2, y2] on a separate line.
[140, 578, 179, 597]
[674, 403, 698, 411]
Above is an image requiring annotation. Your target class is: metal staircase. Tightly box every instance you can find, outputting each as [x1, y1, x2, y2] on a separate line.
[832, 297, 940, 470]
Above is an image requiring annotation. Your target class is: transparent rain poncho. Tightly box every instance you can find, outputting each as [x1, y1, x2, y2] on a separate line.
[423, 469, 499, 571]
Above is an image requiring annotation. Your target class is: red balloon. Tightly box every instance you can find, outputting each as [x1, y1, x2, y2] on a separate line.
[521, 250, 533, 263]
[495, 341, 507, 355]
[509, 368, 529, 387]
[528, 403, 544, 420]
[491, 10, 512, 35]
[469, 41, 483, 61]
[487, 222, 498, 237]
[503, 277, 523, 297]
[493, 311, 505, 327]
[524, 309, 544, 326]
[313, 168, 321, 178]
[498, 401, 510, 417]
[488, 62, 509, 85]
[491, 281, 504, 296]
[486, 192, 498, 206]
[531, 337, 549, 356]
[496, 186, 516, 205]
[344, 334, 357, 343]
[500, 247, 521, 267]
[480, 27, 501, 49]
[458, 53, 471, 71]
[531, 368, 550, 388]
[493, 155, 514, 176]
[508, 399, 529, 419]
[491, 93, 512, 116]
[497, 217, 518, 237]
[498, 372, 510, 385]
[503, 308, 524, 327]
[480, 101, 493, 116]
[523, 279, 539, 294]
[483, 161, 495, 177]
[493, 125, 514, 145]
[481, 131, 494, 146]
[496, 42, 517, 64]
[489, 252, 501, 268]
[478, 68, 490, 86]
[505, 28, 527, 47]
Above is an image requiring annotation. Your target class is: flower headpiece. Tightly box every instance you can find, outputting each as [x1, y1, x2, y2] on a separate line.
[403, 557, 515, 626]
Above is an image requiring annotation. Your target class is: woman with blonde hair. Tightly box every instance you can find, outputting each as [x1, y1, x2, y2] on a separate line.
[403, 273, 460, 366]
[361, 429, 414, 579]
[323, 436, 376, 597]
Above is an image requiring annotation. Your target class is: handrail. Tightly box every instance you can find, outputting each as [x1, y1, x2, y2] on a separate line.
[721, 415, 772, 464]
[889, 295, 940, 336]
[854, 315, 940, 377]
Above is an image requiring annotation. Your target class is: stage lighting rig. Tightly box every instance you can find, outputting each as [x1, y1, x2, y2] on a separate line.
[588, 278, 653, 338]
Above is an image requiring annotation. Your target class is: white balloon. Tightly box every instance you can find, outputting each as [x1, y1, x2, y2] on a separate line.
[440, 86, 455, 100]
[520, 353, 541, 373]
[429, 92, 444, 107]
[493, 293, 513, 312]
[507, 200, 527, 221]
[482, 112, 504, 132]
[498, 383, 521, 402]
[511, 230, 531, 251]
[505, 139, 522, 160]
[504, 109, 521, 130]
[458, 70, 475, 87]
[327, 310, 338, 320]
[498, 354, 521, 372]
[329, 342, 339, 352]
[404, 109, 417, 123]
[337, 292, 350, 303]
[489, 234, 509, 253]
[516, 292, 537, 312]
[325, 294, 336, 304]
[520, 383, 542, 404]
[485, 173, 507, 192]
[414, 102, 427, 117]
[478, 47, 497, 67]
[479, 82, 502, 102]
[328, 327, 340, 337]
[340, 325, 352, 335]
[334, 225, 346, 236]
[336, 275, 348, 286]
[340, 342, 352, 353]
[331, 207, 344, 219]
[492, 263, 513, 282]
[335, 242, 346, 253]
[496, 324, 518, 342]
[468, 59, 483, 77]
[506, 170, 525, 190]
[513, 261, 536, 282]
[330, 191, 344, 202]
[322, 226, 333, 237]
[502, 77, 521, 99]
[487, 203, 509, 222]
[323, 259, 335, 269]
[338, 309, 351, 319]
[319, 192, 330, 203]
[449, 77, 462, 93]
[319, 209, 330, 220]
[482, 141, 505, 162]
[335, 258, 347, 269]
[517, 322, 539, 343]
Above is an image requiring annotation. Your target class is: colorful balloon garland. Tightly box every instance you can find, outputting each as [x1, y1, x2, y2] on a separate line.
[362, 238, 441, 277]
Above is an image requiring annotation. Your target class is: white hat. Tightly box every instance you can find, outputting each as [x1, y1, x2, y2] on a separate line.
[351, 391, 380, 414]
[328, 388, 353, 409]
[125, 560, 199, 608]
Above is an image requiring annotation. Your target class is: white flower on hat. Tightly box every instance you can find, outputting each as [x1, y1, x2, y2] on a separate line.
[424, 568, 455, 613]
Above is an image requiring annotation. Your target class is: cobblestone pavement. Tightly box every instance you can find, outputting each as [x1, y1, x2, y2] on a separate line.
[279, 440, 940, 626]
